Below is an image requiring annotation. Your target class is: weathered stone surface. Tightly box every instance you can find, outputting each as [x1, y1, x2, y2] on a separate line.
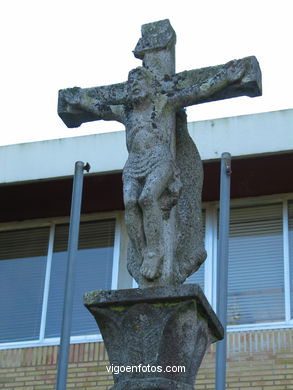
[58, 19, 262, 289]
[134, 19, 176, 59]
[58, 55, 261, 129]
[84, 284, 223, 390]
[133, 19, 176, 79]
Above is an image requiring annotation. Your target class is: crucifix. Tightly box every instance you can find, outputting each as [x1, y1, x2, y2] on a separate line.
[58, 19, 261, 288]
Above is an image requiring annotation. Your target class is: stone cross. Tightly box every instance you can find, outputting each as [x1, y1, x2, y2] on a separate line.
[58, 19, 261, 288]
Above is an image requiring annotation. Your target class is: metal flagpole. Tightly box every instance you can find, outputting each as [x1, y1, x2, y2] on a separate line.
[56, 161, 90, 390]
[216, 152, 231, 390]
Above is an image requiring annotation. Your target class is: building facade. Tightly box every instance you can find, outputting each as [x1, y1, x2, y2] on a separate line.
[0, 109, 293, 389]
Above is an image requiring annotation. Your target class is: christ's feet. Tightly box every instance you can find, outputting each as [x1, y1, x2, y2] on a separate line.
[140, 251, 163, 280]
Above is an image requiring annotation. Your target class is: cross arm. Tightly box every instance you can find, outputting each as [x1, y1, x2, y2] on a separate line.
[165, 56, 261, 109]
[58, 81, 128, 128]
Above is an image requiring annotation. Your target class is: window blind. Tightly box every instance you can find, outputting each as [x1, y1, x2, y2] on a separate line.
[227, 203, 284, 325]
[0, 227, 49, 342]
[45, 219, 115, 338]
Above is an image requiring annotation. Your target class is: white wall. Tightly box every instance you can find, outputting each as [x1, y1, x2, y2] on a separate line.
[1, 109, 292, 184]
[189, 108, 293, 160]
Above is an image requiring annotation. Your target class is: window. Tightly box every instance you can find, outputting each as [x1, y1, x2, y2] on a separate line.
[227, 203, 284, 325]
[0, 227, 49, 343]
[0, 218, 116, 346]
[197, 196, 293, 330]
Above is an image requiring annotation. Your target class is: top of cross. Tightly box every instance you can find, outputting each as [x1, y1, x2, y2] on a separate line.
[134, 19, 176, 58]
[133, 19, 177, 79]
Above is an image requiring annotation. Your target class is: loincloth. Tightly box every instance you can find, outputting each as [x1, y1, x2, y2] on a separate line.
[123, 148, 179, 180]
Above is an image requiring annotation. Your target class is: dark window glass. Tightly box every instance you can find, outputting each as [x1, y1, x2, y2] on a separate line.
[0, 227, 49, 342]
[45, 219, 115, 338]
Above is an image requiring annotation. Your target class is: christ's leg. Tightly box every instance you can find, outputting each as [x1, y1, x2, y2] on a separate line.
[139, 162, 173, 280]
[123, 177, 145, 260]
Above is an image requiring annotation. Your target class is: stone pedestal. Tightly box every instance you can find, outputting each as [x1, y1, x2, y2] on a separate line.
[84, 284, 223, 390]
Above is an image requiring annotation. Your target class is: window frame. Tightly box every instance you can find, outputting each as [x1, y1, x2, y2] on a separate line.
[202, 193, 293, 332]
[0, 211, 121, 350]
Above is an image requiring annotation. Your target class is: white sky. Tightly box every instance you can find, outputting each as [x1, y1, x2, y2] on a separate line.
[0, 0, 292, 146]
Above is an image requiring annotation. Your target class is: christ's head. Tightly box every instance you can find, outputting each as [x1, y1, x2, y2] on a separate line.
[128, 67, 154, 102]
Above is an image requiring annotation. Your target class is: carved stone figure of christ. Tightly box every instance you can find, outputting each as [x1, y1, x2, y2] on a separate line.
[58, 19, 261, 288]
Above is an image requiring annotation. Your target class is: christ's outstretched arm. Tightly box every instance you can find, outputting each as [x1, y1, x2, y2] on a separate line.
[169, 59, 246, 110]
[62, 87, 124, 124]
